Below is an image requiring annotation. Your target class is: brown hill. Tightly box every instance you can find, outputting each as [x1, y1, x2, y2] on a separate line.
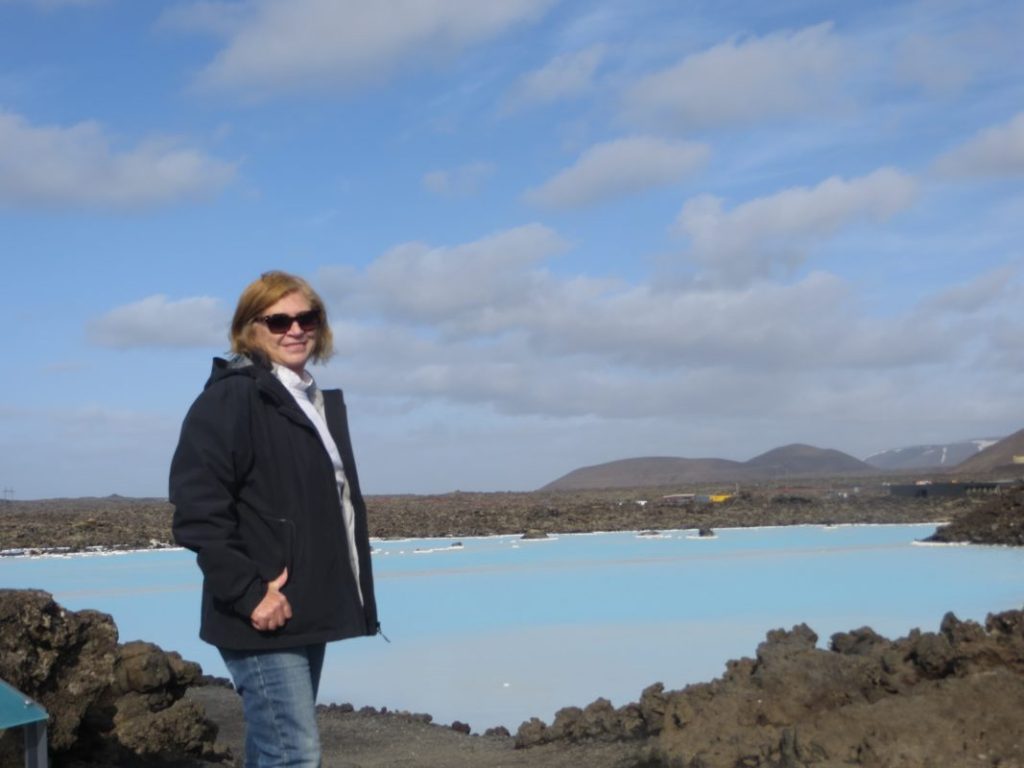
[542, 444, 873, 491]
[745, 443, 873, 476]
[952, 427, 1024, 475]
[540, 456, 745, 491]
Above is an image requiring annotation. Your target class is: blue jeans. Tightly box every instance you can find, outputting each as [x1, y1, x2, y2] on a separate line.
[220, 644, 326, 768]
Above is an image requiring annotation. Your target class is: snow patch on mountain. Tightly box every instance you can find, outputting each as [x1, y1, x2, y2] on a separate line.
[864, 438, 1003, 471]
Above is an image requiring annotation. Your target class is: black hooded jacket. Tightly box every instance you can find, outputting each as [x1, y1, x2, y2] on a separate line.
[170, 357, 379, 650]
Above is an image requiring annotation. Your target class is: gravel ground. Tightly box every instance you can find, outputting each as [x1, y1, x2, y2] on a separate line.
[185, 685, 653, 768]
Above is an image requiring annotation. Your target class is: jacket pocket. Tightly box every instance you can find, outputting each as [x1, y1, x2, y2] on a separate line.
[245, 512, 295, 580]
[274, 517, 295, 575]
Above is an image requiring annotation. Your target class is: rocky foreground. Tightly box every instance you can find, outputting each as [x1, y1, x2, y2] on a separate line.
[0, 484, 1022, 767]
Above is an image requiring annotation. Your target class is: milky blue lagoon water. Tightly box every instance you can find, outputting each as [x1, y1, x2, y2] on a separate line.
[4, 524, 1024, 730]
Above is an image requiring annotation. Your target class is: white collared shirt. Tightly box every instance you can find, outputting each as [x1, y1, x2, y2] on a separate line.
[273, 364, 363, 605]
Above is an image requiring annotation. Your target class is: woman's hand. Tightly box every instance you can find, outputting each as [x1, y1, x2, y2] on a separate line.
[250, 568, 292, 631]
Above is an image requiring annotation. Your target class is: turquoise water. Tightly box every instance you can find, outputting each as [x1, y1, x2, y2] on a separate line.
[3, 524, 1023, 730]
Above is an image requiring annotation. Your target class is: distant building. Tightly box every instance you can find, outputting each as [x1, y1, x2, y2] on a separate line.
[888, 481, 1002, 498]
[662, 492, 733, 504]
[662, 493, 695, 504]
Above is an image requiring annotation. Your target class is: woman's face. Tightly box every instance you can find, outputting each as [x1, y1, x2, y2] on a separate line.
[251, 291, 318, 374]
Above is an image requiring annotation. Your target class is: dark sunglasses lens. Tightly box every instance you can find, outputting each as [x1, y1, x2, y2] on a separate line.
[263, 314, 294, 333]
[296, 310, 321, 331]
[261, 311, 321, 333]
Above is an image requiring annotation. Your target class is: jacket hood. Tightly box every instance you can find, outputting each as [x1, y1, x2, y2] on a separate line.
[204, 353, 271, 389]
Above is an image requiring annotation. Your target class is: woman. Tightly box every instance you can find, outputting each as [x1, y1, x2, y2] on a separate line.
[170, 271, 379, 767]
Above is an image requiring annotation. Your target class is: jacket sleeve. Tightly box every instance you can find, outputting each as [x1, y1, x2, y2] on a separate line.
[169, 379, 265, 619]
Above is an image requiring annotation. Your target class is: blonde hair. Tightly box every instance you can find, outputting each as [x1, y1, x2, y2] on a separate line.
[230, 271, 334, 363]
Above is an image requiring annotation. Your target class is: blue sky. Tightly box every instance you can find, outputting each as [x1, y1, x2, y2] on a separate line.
[1, 0, 1022, 499]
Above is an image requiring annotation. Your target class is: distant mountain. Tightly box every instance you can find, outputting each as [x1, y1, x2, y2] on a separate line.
[746, 444, 872, 476]
[864, 438, 1002, 471]
[952, 428, 1024, 475]
[540, 457, 745, 491]
[541, 444, 874, 491]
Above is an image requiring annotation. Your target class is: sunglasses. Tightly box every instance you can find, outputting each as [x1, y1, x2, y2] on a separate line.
[255, 309, 322, 334]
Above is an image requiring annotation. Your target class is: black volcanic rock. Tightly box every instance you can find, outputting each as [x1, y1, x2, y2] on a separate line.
[925, 484, 1024, 546]
[0, 590, 229, 766]
[515, 609, 1024, 767]
[0, 487, 976, 552]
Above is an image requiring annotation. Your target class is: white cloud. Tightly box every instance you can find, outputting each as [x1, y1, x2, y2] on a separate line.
[311, 220, 999, 426]
[88, 295, 228, 349]
[988, 321, 1024, 373]
[910, 265, 1024, 373]
[422, 161, 495, 198]
[523, 272, 855, 370]
[0, 111, 235, 210]
[920, 266, 1019, 315]
[315, 261, 979, 425]
[170, 0, 556, 95]
[673, 168, 918, 282]
[934, 112, 1024, 177]
[321, 223, 567, 334]
[525, 135, 709, 208]
[502, 44, 605, 113]
[621, 23, 843, 129]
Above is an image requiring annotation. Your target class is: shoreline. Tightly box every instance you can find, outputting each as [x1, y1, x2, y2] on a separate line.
[0, 519, 953, 560]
